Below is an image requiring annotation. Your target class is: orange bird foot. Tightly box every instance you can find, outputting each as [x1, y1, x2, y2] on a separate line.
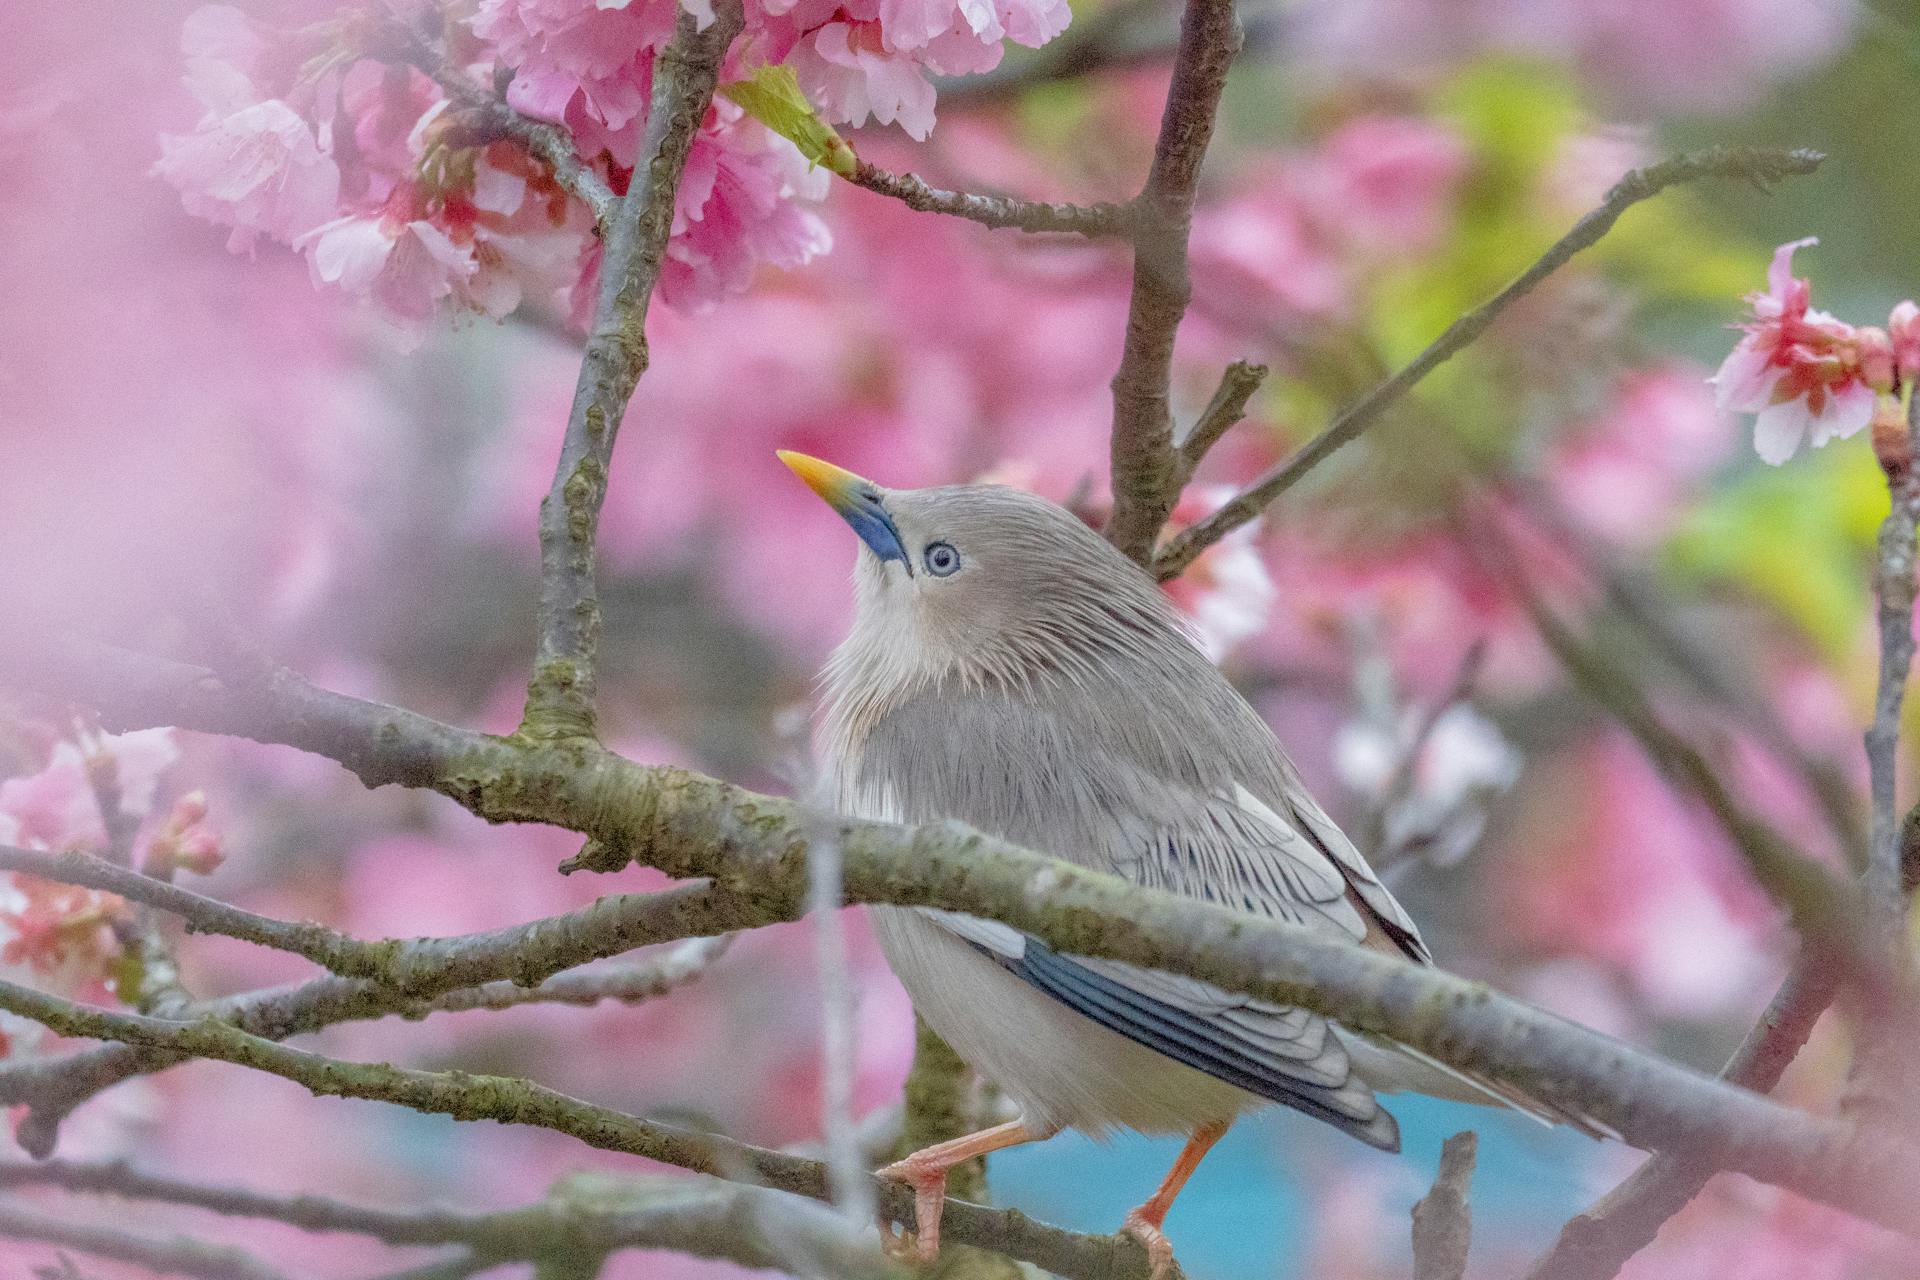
[876, 1153, 949, 1263]
[1120, 1206, 1179, 1280]
[876, 1119, 1049, 1265]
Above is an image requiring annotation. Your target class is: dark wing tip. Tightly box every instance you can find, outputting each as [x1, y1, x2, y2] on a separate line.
[1010, 941, 1402, 1152]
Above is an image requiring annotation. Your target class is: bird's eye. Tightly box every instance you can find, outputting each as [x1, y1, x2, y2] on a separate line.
[922, 541, 961, 577]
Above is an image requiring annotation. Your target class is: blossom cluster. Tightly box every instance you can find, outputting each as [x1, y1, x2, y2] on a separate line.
[155, 0, 1069, 336]
[1714, 238, 1920, 465]
[0, 725, 221, 1060]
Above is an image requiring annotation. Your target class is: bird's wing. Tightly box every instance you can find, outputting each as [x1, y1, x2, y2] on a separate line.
[847, 691, 1406, 1148]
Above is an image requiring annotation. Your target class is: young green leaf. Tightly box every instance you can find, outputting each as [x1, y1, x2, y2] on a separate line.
[720, 65, 858, 178]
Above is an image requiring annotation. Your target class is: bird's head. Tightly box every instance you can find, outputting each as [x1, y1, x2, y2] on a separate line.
[777, 450, 1188, 695]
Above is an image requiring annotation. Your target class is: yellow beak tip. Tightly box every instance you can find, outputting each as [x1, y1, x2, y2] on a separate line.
[776, 449, 868, 507]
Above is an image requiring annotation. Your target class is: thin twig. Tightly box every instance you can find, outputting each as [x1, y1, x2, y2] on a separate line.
[0, 1203, 292, 1280]
[1102, 0, 1244, 564]
[0, 844, 729, 998]
[521, 2, 744, 739]
[1842, 388, 1920, 1124]
[1863, 391, 1920, 915]
[846, 163, 1131, 237]
[401, 26, 617, 227]
[1410, 1131, 1477, 1280]
[1511, 484, 1868, 860]
[1470, 520, 1872, 971]
[803, 822, 872, 1221]
[1358, 641, 1490, 875]
[1154, 147, 1827, 579]
[1176, 359, 1269, 482]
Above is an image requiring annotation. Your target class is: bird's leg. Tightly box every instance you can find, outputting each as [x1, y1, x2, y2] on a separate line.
[876, 1119, 1047, 1263]
[1121, 1121, 1231, 1280]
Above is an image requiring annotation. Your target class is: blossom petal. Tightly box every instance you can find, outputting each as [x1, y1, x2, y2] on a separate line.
[1767, 236, 1818, 299]
[1807, 380, 1875, 449]
[1710, 336, 1778, 412]
[1751, 398, 1811, 465]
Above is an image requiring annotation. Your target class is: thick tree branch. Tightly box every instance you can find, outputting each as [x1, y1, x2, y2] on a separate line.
[11, 638, 1920, 1235]
[847, 162, 1131, 237]
[1410, 1131, 1477, 1280]
[1102, 0, 1243, 564]
[1153, 147, 1827, 579]
[0, 1203, 291, 1280]
[522, 2, 743, 740]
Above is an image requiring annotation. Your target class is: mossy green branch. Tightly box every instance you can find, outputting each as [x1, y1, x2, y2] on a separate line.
[14, 638, 1920, 1237]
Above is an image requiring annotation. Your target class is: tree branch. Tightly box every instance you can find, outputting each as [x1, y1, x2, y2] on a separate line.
[846, 162, 1132, 237]
[11, 638, 1920, 1236]
[1410, 1131, 1477, 1280]
[1522, 953, 1839, 1280]
[1152, 147, 1827, 579]
[1845, 388, 1920, 1125]
[0, 879, 753, 1152]
[0, 1203, 291, 1280]
[0, 845, 727, 1007]
[0, 1160, 890, 1280]
[0, 983, 1157, 1280]
[1102, 0, 1243, 564]
[1175, 359, 1268, 484]
[401, 24, 617, 230]
[1478, 536, 1880, 979]
[521, 2, 743, 740]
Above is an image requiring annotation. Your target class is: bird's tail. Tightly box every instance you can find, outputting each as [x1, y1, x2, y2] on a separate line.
[1339, 1032, 1620, 1141]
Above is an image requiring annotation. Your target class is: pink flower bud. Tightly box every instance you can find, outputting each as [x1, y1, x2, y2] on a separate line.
[167, 790, 210, 830]
[1857, 327, 1896, 394]
[1891, 301, 1920, 386]
[175, 830, 225, 876]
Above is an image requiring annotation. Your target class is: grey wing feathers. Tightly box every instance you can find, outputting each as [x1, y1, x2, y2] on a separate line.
[1009, 942, 1400, 1150]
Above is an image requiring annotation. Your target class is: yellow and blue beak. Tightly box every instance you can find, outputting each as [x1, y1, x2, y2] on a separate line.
[777, 451, 911, 571]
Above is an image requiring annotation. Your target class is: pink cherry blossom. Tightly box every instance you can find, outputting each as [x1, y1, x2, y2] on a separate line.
[156, 99, 342, 253]
[1712, 238, 1879, 465]
[788, 21, 941, 139]
[299, 207, 477, 334]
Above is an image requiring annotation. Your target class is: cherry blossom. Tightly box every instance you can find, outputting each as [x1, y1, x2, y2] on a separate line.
[1712, 238, 1881, 465]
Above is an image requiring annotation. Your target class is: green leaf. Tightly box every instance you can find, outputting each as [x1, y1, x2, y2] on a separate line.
[720, 65, 857, 177]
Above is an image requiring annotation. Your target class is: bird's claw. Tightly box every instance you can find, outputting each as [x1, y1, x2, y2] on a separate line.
[877, 1158, 947, 1264]
[1121, 1208, 1178, 1280]
[880, 1218, 930, 1264]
